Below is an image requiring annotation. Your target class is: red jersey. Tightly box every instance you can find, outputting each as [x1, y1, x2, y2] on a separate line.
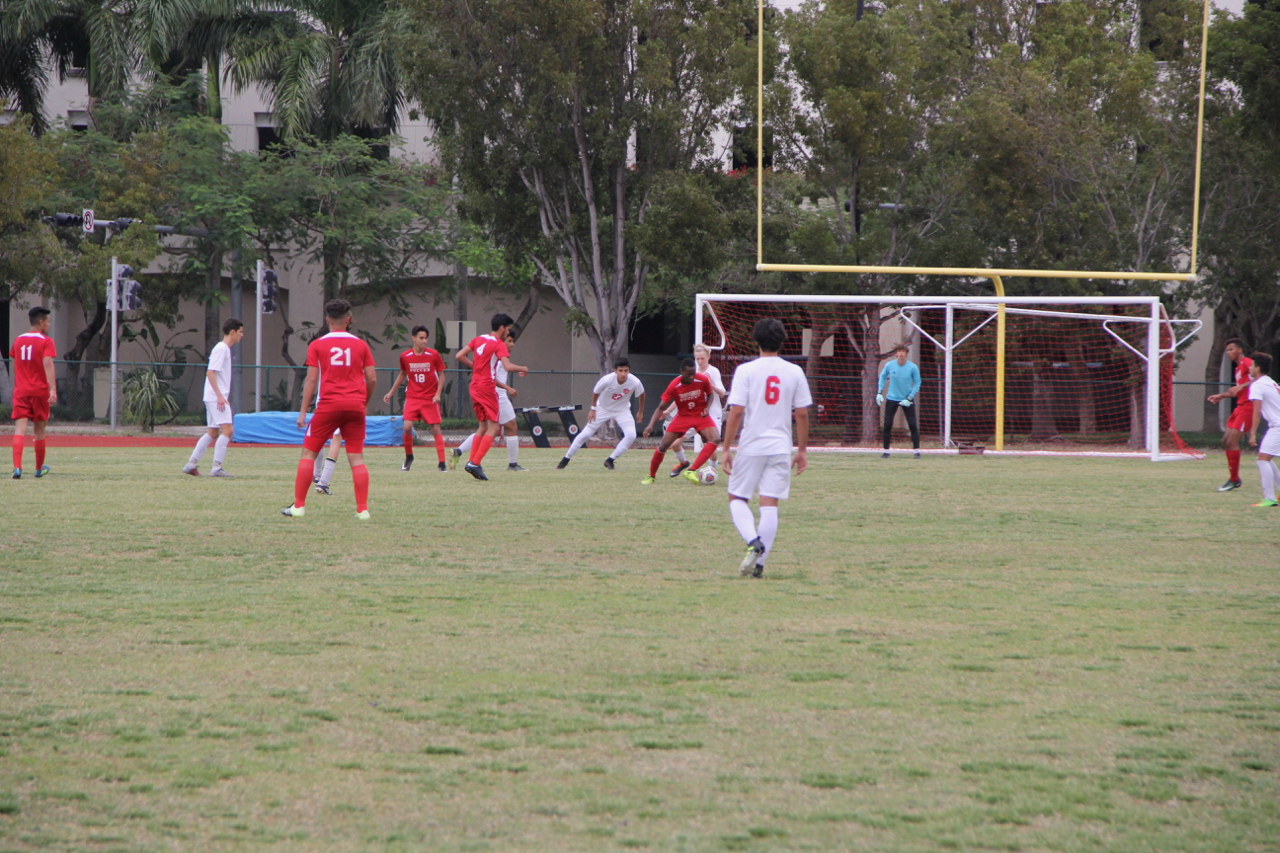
[306, 331, 375, 411]
[398, 347, 445, 401]
[661, 372, 716, 418]
[10, 332, 57, 396]
[466, 334, 509, 393]
[1234, 356, 1254, 411]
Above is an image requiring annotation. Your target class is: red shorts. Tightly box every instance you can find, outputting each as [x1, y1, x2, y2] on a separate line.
[471, 386, 499, 422]
[1227, 404, 1254, 432]
[404, 400, 441, 425]
[11, 395, 50, 422]
[667, 414, 717, 437]
[305, 408, 367, 454]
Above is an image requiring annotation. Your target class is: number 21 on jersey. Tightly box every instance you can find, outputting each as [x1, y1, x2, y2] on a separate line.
[330, 347, 352, 366]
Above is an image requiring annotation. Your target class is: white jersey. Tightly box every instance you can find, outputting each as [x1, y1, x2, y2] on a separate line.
[203, 341, 232, 402]
[1248, 375, 1280, 429]
[698, 363, 727, 420]
[592, 373, 644, 418]
[727, 355, 813, 456]
[495, 359, 510, 401]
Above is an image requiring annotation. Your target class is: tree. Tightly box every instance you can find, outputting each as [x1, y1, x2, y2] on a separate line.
[399, 0, 757, 373]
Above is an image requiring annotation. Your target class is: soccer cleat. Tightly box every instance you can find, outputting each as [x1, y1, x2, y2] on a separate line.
[11, 468, 21, 479]
[210, 468, 234, 478]
[603, 457, 615, 470]
[182, 462, 200, 476]
[556, 457, 571, 469]
[739, 537, 766, 576]
[507, 463, 527, 471]
[280, 505, 305, 517]
[449, 448, 462, 470]
[913, 451, 921, 459]
[1252, 499, 1280, 507]
[1217, 479, 1243, 492]
[314, 483, 332, 495]
[641, 475, 655, 485]
[682, 469, 701, 485]
[34, 465, 50, 479]
[669, 461, 690, 478]
[751, 564, 764, 579]
[438, 461, 447, 472]
[312, 475, 320, 484]
[464, 461, 489, 481]
[354, 510, 371, 520]
[402, 454, 414, 472]
[881, 452, 891, 459]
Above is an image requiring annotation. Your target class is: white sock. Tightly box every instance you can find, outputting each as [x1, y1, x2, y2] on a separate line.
[757, 506, 779, 565]
[189, 433, 213, 464]
[212, 435, 230, 469]
[318, 457, 337, 488]
[1260, 459, 1278, 501]
[313, 454, 325, 480]
[675, 448, 688, 463]
[729, 499, 757, 544]
[506, 435, 520, 464]
[457, 433, 475, 454]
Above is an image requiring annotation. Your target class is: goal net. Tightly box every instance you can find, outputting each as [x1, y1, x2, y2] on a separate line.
[696, 295, 1202, 460]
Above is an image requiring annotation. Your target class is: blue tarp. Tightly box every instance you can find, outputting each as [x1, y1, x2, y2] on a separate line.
[233, 411, 402, 445]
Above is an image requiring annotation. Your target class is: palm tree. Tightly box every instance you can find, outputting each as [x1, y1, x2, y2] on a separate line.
[227, 0, 404, 140]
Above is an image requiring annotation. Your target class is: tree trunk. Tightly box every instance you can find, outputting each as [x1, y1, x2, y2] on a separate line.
[1127, 361, 1145, 450]
[204, 253, 224, 354]
[454, 261, 468, 418]
[62, 301, 109, 397]
[1069, 338, 1096, 434]
[860, 310, 881, 444]
[1028, 362, 1058, 441]
[1201, 318, 1231, 434]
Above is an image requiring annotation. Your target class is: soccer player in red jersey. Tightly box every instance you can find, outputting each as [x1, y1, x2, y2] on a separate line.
[9, 306, 57, 479]
[640, 358, 720, 485]
[454, 313, 528, 481]
[281, 300, 377, 519]
[1207, 338, 1254, 491]
[384, 324, 447, 472]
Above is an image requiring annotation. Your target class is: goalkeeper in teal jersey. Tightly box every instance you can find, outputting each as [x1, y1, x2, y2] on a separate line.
[877, 343, 922, 458]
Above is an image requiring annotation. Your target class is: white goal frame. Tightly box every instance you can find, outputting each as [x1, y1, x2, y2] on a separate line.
[695, 294, 1202, 461]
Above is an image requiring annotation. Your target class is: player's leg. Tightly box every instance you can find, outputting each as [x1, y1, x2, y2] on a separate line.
[285, 416, 337, 515]
[1221, 424, 1244, 490]
[503, 419, 523, 470]
[727, 454, 767, 574]
[903, 403, 920, 457]
[401, 416, 416, 471]
[210, 421, 234, 476]
[339, 413, 371, 517]
[185, 425, 217, 476]
[751, 454, 793, 578]
[11, 414, 29, 476]
[430, 423, 447, 470]
[1255, 452, 1278, 505]
[315, 432, 341, 493]
[561, 418, 603, 466]
[605, 416, 636, 468]
[882, 400, 900, 457]
[32, 415, 49, 476]
[689, 424, 720, 470]
[648, 429, 682, 481]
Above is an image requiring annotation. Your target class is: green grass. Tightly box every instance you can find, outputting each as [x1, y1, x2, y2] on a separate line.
[0, 447, 1277, 852]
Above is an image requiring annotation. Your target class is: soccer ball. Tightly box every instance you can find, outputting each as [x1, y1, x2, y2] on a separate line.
[697, 466, 718, 485]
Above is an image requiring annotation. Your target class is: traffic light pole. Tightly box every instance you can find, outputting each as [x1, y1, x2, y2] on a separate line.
[255, 260, 263, 412]
[109, 257, 120, 430]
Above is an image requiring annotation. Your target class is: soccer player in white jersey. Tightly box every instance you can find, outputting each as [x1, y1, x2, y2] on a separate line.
[183, 318, 244, 478]
[1246, 352, 1280, 508]
[669, 343, 727, 476]
[557, 357, 646, 470]
[453, 332, 525, 471]
[720, 318, 812, 579]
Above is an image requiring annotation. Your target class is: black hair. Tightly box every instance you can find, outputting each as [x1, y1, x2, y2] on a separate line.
[222, 318, 243, 335]
[491, 313, 515, 331]
[753, 317, 787, 353]
[681, 357, 696, 370]
[411, 325, 430, 337]
[1225, 338, 1246, 351]
[325, 299, 352, 320]
[1253, 352, 1273, 374]
[614, 356, 630, 369]
[28, 306, 51, 324]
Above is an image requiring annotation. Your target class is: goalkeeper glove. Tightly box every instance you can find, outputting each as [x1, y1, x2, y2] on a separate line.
[900, 397, 914, 408]
[875, 394, 885, 406]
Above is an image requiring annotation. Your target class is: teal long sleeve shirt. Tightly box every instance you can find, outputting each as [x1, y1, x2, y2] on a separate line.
[878, 360, 921, 402]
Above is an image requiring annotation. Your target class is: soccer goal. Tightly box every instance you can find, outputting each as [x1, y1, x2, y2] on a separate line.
[696, 294, 1203, 461]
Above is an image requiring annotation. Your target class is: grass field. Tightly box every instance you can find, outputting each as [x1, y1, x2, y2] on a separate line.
[1, 446, 1278, 853]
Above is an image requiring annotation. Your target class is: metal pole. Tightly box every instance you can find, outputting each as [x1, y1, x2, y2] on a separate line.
[944, 304, 954, 448]
[255, 260, 263, 413]
[993, 276, 1005, 452]
[1147, 302, 1161, 461]
[229, 250, 241, 413]
[109, 257, 119, 430]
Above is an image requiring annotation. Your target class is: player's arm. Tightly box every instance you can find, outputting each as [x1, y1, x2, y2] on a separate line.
[720, 404, 744, 474]
[586, 392, 601, 422]
[207, 368, 228, 410]
[297, 365, 319, 429]
[499, 355, 528, 378]
[634, 391, 645, 424]
[431, 357, 445, 403]
[383, 369, 407, 404]
[43, 354, 57, 404]
[364, 365, 377, 408]
[877, 365, 890, 403]
[1249, 400, 1262, 447]
[644, 400, 673, 437]
[455, 343, 474, 370]
[498, 379, 518, 397]
[793, 406, 810, 474]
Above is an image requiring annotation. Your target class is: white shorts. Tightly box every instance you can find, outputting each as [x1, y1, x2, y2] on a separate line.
[727, 452, 793, 501]
[497, 392, 516, 425]
[1260, 426, 1280, 457]
[205, 400, 233, 427]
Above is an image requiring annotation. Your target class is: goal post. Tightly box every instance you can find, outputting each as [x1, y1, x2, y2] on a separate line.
[695, 294, 1203, 461]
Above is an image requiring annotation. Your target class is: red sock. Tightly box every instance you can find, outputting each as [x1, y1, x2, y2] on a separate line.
[1227, 449, 1241, 481]
[12, 434, 24, 470]
[34, 439, 46, 469]
[351, 463, 370, 512]
[404, 431, 415, 454]
[293, 459, 313, 508]
[691, 442, 718, 470]
[650, 449, 665, 477]
[472, 434, 494, 464]
[434, 433, 446, 463]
